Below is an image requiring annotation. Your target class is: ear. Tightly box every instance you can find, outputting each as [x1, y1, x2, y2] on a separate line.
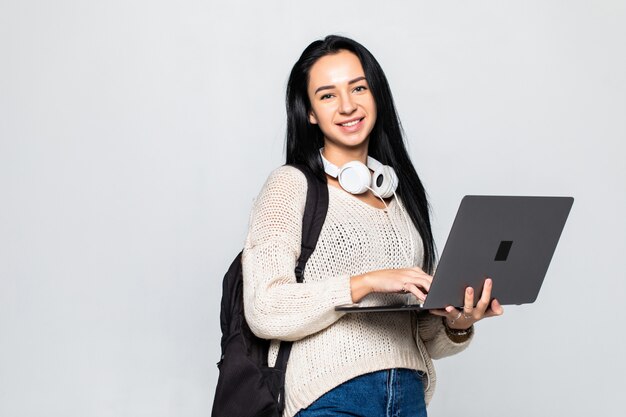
[308, 110, 318, 125]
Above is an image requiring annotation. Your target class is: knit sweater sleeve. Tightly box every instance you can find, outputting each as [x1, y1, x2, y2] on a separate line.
[416, 311, 473, 359]
[242, 166, 353, 342]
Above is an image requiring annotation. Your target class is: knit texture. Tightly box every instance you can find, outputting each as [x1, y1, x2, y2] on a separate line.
[242, 166, 472, 417]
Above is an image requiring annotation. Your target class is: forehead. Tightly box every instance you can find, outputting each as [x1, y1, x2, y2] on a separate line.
[308, 50, 365, 90]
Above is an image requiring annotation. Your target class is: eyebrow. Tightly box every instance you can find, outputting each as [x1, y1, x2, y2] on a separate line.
[314, 76, 367, 95]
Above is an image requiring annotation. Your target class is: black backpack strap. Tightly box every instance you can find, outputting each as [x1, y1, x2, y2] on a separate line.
[274, 164, 329, 411]
[293, 165, 329, 284]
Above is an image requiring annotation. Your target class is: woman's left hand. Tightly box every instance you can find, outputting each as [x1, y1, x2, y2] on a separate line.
[429, 278, 504, 330]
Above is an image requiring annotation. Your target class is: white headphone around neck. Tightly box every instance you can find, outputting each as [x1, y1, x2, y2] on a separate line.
[319, 148, 399, 198]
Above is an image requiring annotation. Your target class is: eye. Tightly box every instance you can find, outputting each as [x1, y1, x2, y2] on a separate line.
[353, 85, 368, 93]
[320, 93, 334, 100]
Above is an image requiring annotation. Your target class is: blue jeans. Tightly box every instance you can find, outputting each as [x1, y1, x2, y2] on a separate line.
[295, 368, 427, 417]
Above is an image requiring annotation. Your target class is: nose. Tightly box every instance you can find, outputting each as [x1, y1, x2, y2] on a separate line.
[338, 92, 357, 114]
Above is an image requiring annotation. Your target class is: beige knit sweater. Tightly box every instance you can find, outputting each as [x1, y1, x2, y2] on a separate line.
[242, 166, 472, 417]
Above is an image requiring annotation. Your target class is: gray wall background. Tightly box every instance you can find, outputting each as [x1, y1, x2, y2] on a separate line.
[1, 0, 624, 416]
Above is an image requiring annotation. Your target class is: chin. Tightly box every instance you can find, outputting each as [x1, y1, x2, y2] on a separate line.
[332, 132, 373, 149]
[327, 137, 369, 150]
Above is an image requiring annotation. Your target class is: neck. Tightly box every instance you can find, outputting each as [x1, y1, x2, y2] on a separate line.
[321, 142, 369, 167]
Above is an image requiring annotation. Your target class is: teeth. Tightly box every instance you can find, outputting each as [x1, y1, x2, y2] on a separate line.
[341, 119, 360, 127]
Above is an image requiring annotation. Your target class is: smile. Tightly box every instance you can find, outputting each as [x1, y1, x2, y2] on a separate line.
[338, 118, 364, 127]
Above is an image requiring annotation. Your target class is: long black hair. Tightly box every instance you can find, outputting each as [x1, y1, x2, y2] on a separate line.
[285, 35, 436, 274]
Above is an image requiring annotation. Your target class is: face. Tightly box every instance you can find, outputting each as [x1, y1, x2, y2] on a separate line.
[307, 50, 377, 151]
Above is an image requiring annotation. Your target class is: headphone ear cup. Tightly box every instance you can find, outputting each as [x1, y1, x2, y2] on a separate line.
[370, 165, 398, 198]
[338, 161, 371, 194]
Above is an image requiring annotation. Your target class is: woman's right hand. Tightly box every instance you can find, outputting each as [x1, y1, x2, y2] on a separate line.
[350, 267, 432, 303]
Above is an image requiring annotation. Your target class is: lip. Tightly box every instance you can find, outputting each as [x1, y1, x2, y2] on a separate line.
[336, 116, 363, 125]
[336, 117, 365, 133]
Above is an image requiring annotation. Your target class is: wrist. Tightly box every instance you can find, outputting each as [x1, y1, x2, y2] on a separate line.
[442, 317, 474, 343]
[350, 273, 372, 303]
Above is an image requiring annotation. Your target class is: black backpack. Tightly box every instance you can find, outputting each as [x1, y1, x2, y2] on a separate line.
[212, 165, 329, 417]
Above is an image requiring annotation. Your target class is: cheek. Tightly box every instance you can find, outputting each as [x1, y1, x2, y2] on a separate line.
[369, 96, 377, 115]
[313, 106, 333, 125]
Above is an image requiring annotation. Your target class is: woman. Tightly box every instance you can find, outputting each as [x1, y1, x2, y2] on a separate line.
[242, 35, 503, 417]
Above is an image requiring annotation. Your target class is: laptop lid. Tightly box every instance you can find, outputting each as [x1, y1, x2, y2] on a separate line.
[336, 195, 573, 313]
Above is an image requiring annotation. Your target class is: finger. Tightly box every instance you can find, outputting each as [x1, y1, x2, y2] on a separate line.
[488, 299, 504, 316]
[410, 276, 432, 293]
[463, 287, 474, 316]
[480, 299, 505, 319]
[475, 278, 493, 315]
[444, 306, 464, 326]
[445, 305, 457, 314]
[442, 305, 459, 319]
[428, 309, 448, 317]
[429, 307, 465, 320]
[418, 274, 433, 288]
[404, 283, 426, 302]
[403, 273, 433, 290]
[491, 298, 503, 314]
[399, 275, 432, 294]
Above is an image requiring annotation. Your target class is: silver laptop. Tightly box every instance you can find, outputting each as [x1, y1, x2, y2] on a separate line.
[335, 195, 574, 312]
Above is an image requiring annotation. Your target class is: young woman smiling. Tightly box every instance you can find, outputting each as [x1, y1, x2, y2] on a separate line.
[241, 35, 503, 417]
